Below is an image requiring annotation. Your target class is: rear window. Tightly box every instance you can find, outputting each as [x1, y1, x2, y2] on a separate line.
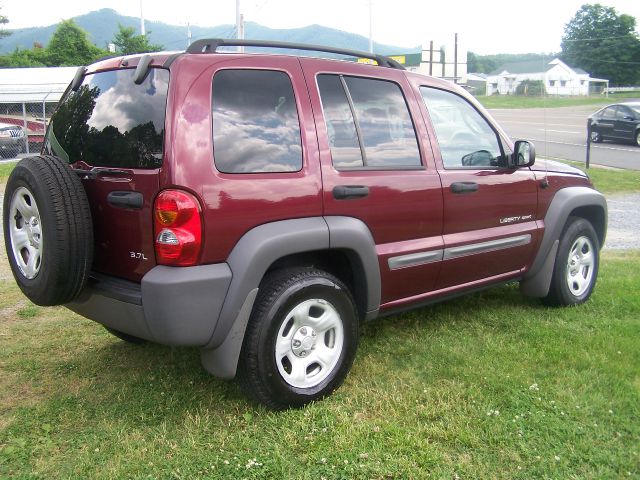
[47, 68, 169, 169]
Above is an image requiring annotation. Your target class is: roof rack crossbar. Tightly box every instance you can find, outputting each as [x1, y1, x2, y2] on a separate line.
[186, 38, 405, 70]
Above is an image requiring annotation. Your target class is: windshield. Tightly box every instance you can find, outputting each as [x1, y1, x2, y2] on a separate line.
[46, 68, 169, 169]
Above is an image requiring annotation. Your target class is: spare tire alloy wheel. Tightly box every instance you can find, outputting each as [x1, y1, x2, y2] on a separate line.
[8, 186, 43, 279]
[3, 156, 93, 306]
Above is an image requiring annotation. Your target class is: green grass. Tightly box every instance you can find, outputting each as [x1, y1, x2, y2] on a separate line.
[554, 158, 640, 194]
[0, 161, 18, 183]
[476, 95, 638, 109]
[577, 164, 640, 195]
[1, 250, 639, 478]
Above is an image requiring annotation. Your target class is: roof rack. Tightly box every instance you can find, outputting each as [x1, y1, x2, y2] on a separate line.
[186, 38, 405, 70]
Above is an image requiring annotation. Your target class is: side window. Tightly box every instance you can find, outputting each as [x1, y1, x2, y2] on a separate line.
[317, 74, 421, 169]
[212, 69, 302, 173]
[420, 87, 504, 169]
[602, 107, 617, 120]
[316, 75, 362, 168]
[616, 107, 631, 120]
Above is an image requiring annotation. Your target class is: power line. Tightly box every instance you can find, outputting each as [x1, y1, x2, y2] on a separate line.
[562, 34, 639, 42]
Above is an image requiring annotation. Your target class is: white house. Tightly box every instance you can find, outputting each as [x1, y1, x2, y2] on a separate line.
[482, 58, 608, 96]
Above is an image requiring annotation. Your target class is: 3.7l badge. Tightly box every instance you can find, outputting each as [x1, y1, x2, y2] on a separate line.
[130, 252, 148, 260]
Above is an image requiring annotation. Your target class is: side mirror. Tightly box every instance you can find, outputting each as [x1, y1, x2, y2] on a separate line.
[512, 140, 535, 168]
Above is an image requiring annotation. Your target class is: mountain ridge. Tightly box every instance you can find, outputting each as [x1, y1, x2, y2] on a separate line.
[0, 8, 418, 55]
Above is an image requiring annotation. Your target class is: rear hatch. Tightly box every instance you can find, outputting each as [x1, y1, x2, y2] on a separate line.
[45, 66, 170, 282]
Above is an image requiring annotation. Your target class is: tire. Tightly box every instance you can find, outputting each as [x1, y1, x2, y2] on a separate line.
[635, 130, 640, 147]
[2, 155, 93, 306]
[237, 268, 359, 409]
[590, 129, 602, 143]
[105, 327, 147, 344]
[543, 216, 599, 307]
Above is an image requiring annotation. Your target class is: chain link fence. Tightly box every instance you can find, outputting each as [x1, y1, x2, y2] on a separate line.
[0, 97, 58, 160]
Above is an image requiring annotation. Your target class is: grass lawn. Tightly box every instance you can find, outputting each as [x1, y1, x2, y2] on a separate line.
[574, 164, 640, 195]
[1, 240, 639, 478]
[476, 95, 638, 109]
[0, 161, 18, 183]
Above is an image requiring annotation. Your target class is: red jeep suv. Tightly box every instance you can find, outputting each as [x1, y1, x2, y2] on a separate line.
[3, 39, 607, 409]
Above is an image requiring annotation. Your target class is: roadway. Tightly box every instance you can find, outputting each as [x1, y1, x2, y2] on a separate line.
[488, 105, 639, 170]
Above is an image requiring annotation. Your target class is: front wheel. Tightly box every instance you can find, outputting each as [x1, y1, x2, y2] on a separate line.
[635, 130, 640, 147]
[543, 217, 600, 307]
[237, 268, 359, 409]
[590, 129, 602, 143]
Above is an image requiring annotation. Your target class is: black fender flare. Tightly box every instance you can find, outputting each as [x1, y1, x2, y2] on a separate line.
[521, 187, 607, 298]
[201, 216, 380, 378]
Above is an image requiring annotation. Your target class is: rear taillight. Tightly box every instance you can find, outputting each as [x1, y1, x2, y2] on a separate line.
[153, 190, 202, 266]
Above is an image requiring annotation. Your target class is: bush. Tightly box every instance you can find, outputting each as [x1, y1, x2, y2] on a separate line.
[516, 80, 545, 96]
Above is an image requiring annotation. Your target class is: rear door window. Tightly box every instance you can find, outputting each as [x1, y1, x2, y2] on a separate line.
[601, 106, 617, 119]
[212, 69, 302, 173]
[317, 74, 421, 169]
[47, 68, 169, 169]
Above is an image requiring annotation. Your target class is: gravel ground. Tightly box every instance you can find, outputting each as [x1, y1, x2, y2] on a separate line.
[0, 188, 637, 249]
[604, 193, 640, 250]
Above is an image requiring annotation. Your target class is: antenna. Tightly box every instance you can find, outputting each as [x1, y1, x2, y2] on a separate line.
[368, 0, 373, 53]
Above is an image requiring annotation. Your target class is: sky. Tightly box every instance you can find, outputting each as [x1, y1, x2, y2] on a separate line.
[2, 0, 640, 55]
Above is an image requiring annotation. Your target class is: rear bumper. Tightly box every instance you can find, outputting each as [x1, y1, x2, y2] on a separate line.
[66, 264, 232, 346]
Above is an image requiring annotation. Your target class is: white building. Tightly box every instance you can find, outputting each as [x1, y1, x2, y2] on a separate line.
[0, 66, 77, 155]
[481, 58, 608, 96]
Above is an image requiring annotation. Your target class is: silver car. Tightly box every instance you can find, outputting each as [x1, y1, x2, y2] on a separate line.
[0, 122, 25, 159]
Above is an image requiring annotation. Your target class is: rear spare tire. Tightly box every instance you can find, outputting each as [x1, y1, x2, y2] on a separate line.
[3, 155, 93, 306]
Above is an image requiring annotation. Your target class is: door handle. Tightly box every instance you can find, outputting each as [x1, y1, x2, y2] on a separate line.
[107, 191, 144, 210]
[333, 185, 370, 200]
[450, 182, 479, 194]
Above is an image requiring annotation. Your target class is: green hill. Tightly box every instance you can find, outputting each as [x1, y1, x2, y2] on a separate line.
[0, 8, 416, 55]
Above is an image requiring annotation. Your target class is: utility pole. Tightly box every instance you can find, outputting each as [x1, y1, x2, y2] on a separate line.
[187, 22, 192, 49]
[236, 0, 244, 52]
[368, 0, 373, 53]
[140, 0, 145, 35]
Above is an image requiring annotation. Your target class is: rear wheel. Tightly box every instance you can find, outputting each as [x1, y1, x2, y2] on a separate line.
[543, 217, 599, 307]
[3, 156, 93, 306]
[237, 268, 359, 409]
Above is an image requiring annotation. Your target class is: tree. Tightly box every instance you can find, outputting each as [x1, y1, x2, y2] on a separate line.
[0, 46, 48, 67]
[112, 24, 163, 55]
[46, 19, 106, 66]
[467, 52, 498, 74]
[0, 6, 10, 39]
[561, 4, 640, 86]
